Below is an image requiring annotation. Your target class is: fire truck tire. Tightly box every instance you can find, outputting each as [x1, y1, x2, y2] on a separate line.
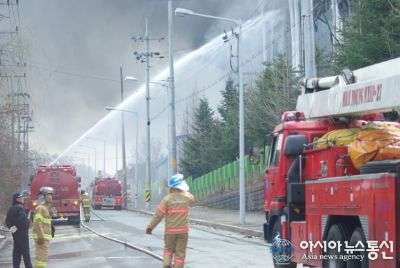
[271, 220, 296, 268]
[94, 205, 101, 210]
[323, 224, 350, 268]
[115, 206, 122, 210]
[347, 227, 368, 268]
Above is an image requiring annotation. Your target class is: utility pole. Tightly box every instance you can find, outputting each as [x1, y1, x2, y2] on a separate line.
[289, 0, 302, 72]
[120, 65, 128, 209]
[262, 0, 267, 62]
[103, 140, 106, 176]
[134, 120, 139, 208]
[132, 20, 164, 209]
[301, 0, 316, 78]
[145, 18, 152, 210]
[168, 0, 177, 177]
[331, 0, 344, 46]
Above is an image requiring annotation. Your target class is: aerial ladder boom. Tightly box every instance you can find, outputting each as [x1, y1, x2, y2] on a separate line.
[297, 57, 400, 119]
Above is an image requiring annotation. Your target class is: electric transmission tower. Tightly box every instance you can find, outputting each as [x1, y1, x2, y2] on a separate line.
[0, 0, 33, 189]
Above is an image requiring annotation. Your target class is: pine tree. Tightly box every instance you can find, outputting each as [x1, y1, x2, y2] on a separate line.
[335, 0, 400, 70]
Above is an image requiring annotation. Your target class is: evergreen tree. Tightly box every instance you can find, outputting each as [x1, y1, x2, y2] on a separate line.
[246, 55, 299, 146]
[218, 78, 239, 163]
[335, 0, 400, 70]
[180, 98, 220, 178]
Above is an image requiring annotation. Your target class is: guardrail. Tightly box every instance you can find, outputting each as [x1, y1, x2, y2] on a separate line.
[187, 146, 269, 201]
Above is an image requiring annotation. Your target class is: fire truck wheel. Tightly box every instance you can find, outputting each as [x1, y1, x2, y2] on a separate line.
[271, 220, 296, 268]
[323, 224, 349, 268]
[347, 227, 368, 268]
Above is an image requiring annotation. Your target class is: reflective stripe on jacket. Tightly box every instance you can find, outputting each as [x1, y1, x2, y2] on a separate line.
[147, 191, 195, 234]
[33, 204, 53, 241]
[80, 195, 91, 208]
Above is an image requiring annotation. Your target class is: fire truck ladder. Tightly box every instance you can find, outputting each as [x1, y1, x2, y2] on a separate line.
[297, 57, 400, 119]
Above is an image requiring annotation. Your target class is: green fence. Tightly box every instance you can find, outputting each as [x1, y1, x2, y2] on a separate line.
[187, 146, 269, 201]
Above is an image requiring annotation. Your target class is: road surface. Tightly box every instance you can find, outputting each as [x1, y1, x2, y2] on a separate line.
[0, 209, 274, 267]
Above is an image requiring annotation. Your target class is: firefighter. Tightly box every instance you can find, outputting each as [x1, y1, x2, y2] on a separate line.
[32, 187, 54, 268]
[80, 190, 91, 222]
[146, 174, 195, 268]
[5, 192, 33, 268]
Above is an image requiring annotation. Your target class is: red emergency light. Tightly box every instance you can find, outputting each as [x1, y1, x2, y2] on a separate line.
[281, 111, 305, 122]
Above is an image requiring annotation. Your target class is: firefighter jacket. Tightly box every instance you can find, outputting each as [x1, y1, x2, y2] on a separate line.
[80, 195, 91, 208]
[147, 191, 195, 234]
[32, 204, 53, 242]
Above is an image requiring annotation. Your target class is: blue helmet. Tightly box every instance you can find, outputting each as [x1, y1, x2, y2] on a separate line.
[168, 174, 189, 191]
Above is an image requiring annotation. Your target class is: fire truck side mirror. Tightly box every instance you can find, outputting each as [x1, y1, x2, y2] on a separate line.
[76, 176, 82, 183]
[284, 135, 307, 156]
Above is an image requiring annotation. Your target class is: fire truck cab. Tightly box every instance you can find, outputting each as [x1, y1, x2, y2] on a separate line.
[264, 58, 400, 267]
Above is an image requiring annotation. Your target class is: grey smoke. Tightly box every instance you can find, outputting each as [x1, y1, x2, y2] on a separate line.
[20, 0, 288, 167]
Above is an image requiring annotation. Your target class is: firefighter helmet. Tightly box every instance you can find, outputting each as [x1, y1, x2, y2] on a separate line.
[168, 174, 189, 191]
[39, 186, 54, 195]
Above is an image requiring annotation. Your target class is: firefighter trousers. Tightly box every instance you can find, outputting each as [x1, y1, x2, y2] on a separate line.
[163, 233, 188, 268]
[34, 240, 50, 268]
[83, 207, 91, 222]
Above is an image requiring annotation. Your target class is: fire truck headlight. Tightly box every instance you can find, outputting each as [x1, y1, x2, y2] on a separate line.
[73, 200, 78, 206]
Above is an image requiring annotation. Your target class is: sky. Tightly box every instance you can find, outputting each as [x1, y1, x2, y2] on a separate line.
[17, 0, 289, 175]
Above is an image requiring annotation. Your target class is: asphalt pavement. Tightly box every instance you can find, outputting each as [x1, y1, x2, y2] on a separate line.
[0, 209, 274, 267]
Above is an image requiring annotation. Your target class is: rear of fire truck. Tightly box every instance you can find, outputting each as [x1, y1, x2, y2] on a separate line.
[91, 177, 123, 210]
[31, 165, 81, 225]
[264, 58, 400, 267]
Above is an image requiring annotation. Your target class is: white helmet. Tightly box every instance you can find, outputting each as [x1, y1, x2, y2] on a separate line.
[39, 186, 54, 195]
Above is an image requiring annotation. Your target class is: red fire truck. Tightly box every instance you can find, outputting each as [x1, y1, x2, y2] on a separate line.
[264, 58, 400, 267]
[91, 177, 123, 210]
[30, 165, 81, 225]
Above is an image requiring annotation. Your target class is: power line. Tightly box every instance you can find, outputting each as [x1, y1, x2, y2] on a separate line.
[28, 62, 120, 83]
[151, 2, 318, 122]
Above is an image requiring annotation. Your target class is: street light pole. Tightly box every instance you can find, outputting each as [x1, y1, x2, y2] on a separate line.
[86, 137, 106, 176]
[175, 8, 246, 224]
[168, 0, 177, 176]
[120, 65, 128, 209]
[79, 145, 97, 177]
[73, 151, 90, 179]
[106, 106, 140, 208]
[237, 24, 246, 225]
